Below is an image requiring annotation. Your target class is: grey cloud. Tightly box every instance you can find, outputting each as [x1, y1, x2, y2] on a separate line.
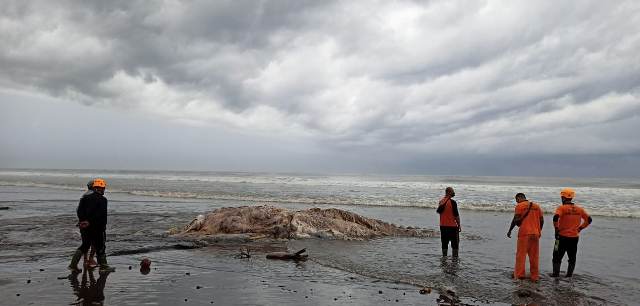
[1, 0, 640, 159]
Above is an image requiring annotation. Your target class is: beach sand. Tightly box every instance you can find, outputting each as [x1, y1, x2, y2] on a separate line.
[0, 247, 462, 306]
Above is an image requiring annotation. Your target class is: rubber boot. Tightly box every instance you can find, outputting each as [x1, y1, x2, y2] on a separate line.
[68, 249, 83, 273]
[442, 248, 448, 257]
[550, 262, 560, 277]
[452, 249, 459, 258]
[98, 254, 115, 273]
[565, 262, 575, 277]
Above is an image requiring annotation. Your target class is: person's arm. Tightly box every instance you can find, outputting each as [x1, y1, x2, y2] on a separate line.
[436, 197, 448, 214]
[507, 214, 520, 238]
[77, 197, 87, 221]
[76, 197, 90, 228]
[539, 205, 544, 232]
[104, 198, 108, 225]
[452, 200, 461, 231]
[507, 205, 523, 238]
[97, 197, 108, 227]
[553, 207, 562, 239]
[578, 209, 592, 232]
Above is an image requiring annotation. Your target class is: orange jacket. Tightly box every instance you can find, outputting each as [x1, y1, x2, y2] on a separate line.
[437, 196, 459, 227]
[554, 203, 591, 238]
[515, 200, 543, 237]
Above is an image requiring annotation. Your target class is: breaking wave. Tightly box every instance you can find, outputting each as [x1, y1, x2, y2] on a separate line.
[2, 169, 639, 219]
[2, 179, 638, 218]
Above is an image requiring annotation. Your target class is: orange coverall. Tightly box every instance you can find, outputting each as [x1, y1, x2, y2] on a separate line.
[514, 201, 543, 281]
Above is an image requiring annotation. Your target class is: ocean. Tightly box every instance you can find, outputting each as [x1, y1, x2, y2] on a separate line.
[1, 169, 639, 218]
[0, 169, 639, 305]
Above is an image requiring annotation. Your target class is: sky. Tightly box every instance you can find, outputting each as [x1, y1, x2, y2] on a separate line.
[1, 1, 640, 177]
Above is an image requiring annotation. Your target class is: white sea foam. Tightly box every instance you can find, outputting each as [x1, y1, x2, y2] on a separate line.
[1, 170, 639, 218]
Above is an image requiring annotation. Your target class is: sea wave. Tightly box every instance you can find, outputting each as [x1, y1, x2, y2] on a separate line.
[0, 180, 85, 191]
[3, 169, 640, 190]
[1, 180, 638, 218]
[125, 189, 640, 219]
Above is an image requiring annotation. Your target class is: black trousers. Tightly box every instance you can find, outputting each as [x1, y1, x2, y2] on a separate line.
[552, 236, 579, 265]
[440, 226, 459, 249]
[78, 227, 106, 258]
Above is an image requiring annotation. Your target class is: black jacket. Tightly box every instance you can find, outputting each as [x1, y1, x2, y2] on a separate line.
[77, 191, 108, 230]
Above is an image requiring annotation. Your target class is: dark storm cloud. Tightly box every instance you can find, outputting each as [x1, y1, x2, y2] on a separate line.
[1, 0, 640, 157]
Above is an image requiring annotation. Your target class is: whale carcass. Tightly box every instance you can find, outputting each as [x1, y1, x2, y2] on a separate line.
[175, 205, 434, 240]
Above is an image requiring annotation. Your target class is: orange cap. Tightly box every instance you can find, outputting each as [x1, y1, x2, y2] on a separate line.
[560, 188, 575, 199]
[92, 178, 107, 188]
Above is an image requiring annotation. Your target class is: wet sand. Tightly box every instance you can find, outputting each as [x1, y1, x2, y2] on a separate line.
[0, 247, 473, 306]
[1, 185, 638, 305]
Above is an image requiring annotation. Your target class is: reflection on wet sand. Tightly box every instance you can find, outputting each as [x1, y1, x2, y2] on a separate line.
[438, 293, 477, 306]
[437, 258, 466, 305]
[440, 257, 460, 276]
[68, 270, 110, 305]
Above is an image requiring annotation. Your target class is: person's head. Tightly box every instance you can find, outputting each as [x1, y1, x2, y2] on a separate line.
[445, 187, 455, 197]
[515, 193, 527, 203]
[560, 188, 575, 204]
[92, 178, 107, 195]
[86, 179, 94, 190]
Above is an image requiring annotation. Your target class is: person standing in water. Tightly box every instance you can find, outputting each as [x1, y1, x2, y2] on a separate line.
[81, 180, 97, 269]
[437, 187, 461, 258]
[551, 188, 592, 277]
[507, 193, 544, 282]
[68, 178, 115, 273]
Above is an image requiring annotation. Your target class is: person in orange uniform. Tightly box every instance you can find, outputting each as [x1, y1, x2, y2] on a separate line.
[551, 188, 592, 277]
[507, 193, 544, 282]
[436, 187, 461, 258]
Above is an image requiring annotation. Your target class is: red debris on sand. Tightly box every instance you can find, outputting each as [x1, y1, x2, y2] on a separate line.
[140, 258, 151, 269]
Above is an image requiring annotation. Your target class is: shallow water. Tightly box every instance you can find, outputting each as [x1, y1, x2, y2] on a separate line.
[1, 178, 639, 305]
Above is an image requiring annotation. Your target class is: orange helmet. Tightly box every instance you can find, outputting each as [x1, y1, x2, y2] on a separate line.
[92, 178, 107, 188]
[560, 188, 575, 199]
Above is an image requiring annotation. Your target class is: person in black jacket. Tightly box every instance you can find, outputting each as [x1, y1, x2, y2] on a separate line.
[68, 178, 115, 273]
[81, 180, 97, 269]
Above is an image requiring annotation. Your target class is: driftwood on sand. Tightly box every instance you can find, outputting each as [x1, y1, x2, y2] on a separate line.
[174, 205, 434, 241]
[266, 248, 308, 261]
